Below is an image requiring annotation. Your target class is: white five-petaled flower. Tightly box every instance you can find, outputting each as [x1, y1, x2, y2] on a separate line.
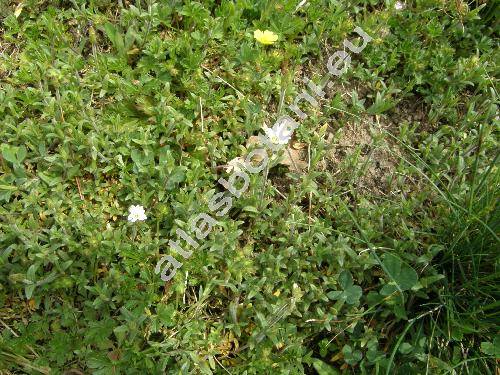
[225, 157, 246, 173]
[394, 1, 405, 10]
[127, 205, 147, 222]
[262, 122, 292, 147]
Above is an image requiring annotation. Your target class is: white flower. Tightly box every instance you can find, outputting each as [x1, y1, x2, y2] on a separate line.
[225, 157, 246, 173]
[394, 1, 405, 10]
[262, 122, 292, 147]
[127, 205, 147, 222]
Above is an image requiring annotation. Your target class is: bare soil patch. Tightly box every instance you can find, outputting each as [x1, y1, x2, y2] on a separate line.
[321, 115, 401, 195]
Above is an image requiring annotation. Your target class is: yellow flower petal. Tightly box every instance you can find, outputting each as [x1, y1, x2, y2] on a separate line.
[254, 29, 278, 45]
[254, 29, 264, 39]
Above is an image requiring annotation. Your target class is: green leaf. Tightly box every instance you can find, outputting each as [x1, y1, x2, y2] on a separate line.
[166, 167, 186, 190]
[380, 283, 398, 296]
[367, 92, 396, 114]
[383, 253, 401, 278]
[326, 290, 343, 300]
[419, 274, 445, 287]
[399, 342, 413, 354]
[398, 265, 419, 290]
[131, 149, 142, 165]
[1, 144, 18, 164]
[102, 23, 125, 55]
[344, 285, 362, 305]
[113, 325, 128, 344]
[0, 184, 17, 191]
[342, 345, 362, 365]
[382, 254, 418, 291]
[157, 304, 175, 327]
[24, 284, 35, 299]
[339, 270, 353, 289]
[481, 335, 500, 357]
[242, 206, 259, 213]
[16, 146, 27, 163]
[38, 172, 62, 187]
[26, 263, 38, 281]
[87, 354, 111, 370]
[312, 359, 340, 375]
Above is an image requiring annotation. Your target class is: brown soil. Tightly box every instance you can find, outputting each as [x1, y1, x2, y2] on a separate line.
[321, 115, 401, 196]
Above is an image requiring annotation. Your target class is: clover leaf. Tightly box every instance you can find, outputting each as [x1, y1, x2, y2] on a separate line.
[327, 271, 363, 305]
[380, 254, 418, 295]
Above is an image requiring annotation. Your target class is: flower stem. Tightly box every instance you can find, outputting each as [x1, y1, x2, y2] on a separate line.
[259, 163, 269, 210]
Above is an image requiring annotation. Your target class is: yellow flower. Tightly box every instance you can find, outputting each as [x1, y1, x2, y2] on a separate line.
[254, 29, 278, 45]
